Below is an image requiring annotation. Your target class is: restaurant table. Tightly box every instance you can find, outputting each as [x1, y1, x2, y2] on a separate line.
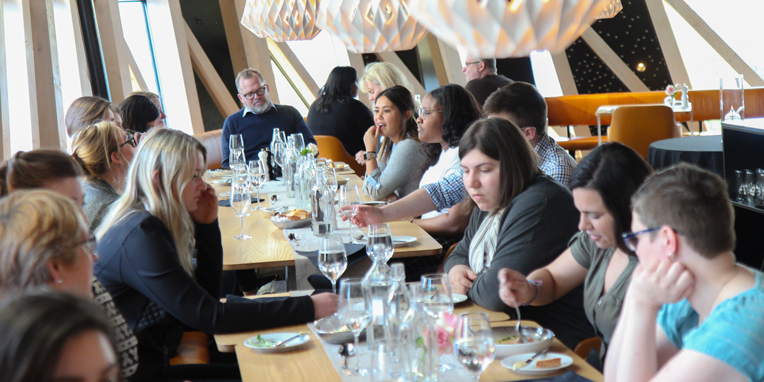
[214, 299, 603, 382]
[647, 135, 723, 176]
[596, 103, 693, 144]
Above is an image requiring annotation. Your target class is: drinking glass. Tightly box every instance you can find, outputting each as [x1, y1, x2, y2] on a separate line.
[318, 236, 347, 294]
[229, 134, 245, 167]
[291, 133, 305, 152]
[339, 278, 371, 376]
[339, 185, 361, 243]
[248, 160, 266, 210]
[367, 224, 394, 262]
[421, 274, 453, 318]
[372, 339, 411, 382]
[230, 167, 252, 240]
[736, 170, 745, 201]
[325, 168, 338, 193]
[746, 170, 755, 204]
[453, 313, 495, 382]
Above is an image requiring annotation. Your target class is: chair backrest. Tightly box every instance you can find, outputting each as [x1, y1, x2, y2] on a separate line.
[573, 336, 602, 360]
[193, 129, 223, 170]
[609, 105, 679, 158]
[314, 135, 365, 177]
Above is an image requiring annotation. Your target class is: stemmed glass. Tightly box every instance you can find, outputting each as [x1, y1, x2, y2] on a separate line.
[338, 185, 361, 243]
[421, 273, 454, 318]
[248, 160, 266, 210]
[453, 313, 495, 382]
[291, 133, 306, 153]
[367, 223, 394, 262]
[338, 278, 371, 376]
[318, 236, 347, 294]
[325, 168, 338, 193]
[229, 134, 245, 168]
[230, 166, 252, 240]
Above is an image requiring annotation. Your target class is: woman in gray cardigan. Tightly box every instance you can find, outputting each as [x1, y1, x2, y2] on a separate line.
[444, 118, 590, 350]
[362, 86, 438, 201]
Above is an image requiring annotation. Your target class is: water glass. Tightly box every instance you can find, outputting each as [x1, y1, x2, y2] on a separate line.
[736, 170, 745, 201]
[367, 224, 394, 262]
[248, 160, 266, 210]
[372, 339, 411, 382]
[746, 170, 755, 203]
[229, 134, 245, 167]
[339, 278, 371, 376]
[325, 168, 338, 193]
[339, 185, 361, 242]
[421, 274, 453, 318]
[230, 168, 252, 240]
[454, 313, 495, 382]
[319, 237, 347, 294]
[291, 133, 306, 152]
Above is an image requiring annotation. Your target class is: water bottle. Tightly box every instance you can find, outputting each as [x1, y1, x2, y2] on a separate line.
[362, 246, 392, 350]
[386, 263, 412, 341]
[294, 156, 315, 210]
[311, 170, 334, 237]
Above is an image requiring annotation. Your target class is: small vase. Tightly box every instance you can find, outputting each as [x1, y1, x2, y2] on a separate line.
[664, 95, 675, 106]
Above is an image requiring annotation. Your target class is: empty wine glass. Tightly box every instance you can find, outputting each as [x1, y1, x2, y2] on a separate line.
[339, 278, 371, 376]
[248, 160, 266, 210]
[318, 236, 347, 294]
[421, 274, 453, 318]
[454, 313, 495, 382]
[291, 133, 306, 153]
[339, 185, 362, 243]
[229, 134, 245, 168]
[325, 168, 338, 193]
[367, 224, 394, 262]
[230, 167, 251, 240]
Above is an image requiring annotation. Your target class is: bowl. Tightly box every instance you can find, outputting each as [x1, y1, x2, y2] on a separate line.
[492, 326, 555, 359]
[270, 216, 312, 229]
[313, 315, 365, 344]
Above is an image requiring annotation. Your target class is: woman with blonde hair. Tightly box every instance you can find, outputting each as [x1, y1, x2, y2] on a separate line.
[94, 128, 337, 380]
[65, 96, 117, 138]
[72, 121, 137, 233]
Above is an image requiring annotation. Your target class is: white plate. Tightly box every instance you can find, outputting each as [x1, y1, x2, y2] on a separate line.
[392, 236, 417, 247]
[337, 176, 348, 185]
[243, 332, 309, 353]
[211, 178, 231, 185]
[360, 201, 386, 206]
[452, 293, 468, 304]
[218, 192, 231, 197]
[500, 352, 573, 375]
[208, 169, 232, 177]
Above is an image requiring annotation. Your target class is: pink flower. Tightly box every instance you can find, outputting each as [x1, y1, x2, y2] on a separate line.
[665, 85, 675, 96]
[436, 327, 452, 354]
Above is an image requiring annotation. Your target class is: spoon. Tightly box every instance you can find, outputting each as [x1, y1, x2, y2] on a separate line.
[514, 305, 527, 343]
[274, 331, 309, 347]
[511, 349, 549, 370]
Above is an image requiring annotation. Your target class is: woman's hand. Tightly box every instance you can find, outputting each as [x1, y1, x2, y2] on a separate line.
[355, 150, 366, 165]
[190, 183, 218, 224]
[448, 264, 477, 295]
[311, 292, 339, 319]
[363, 125, 380, 153]
[345, 205, 384, 228]
[628, 261, 695, 310]
[498, 268, 536, 307]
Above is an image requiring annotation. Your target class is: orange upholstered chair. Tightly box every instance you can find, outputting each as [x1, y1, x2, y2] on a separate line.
[194, 129, 223, 170]
[608, 105, 680, 158]
[314, 135, 365, 177]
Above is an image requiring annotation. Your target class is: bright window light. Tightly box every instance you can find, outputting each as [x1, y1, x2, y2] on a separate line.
[530, 50, 563, 97]
[4, 0, 33, 154]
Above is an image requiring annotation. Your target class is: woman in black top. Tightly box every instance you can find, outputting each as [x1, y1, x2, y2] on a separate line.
[307, 66, 374, 156]
[94, 128, 337, 380]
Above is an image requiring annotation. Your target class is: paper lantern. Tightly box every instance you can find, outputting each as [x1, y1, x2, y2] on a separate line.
[407, 0, 613, 58]
[316, 0, 427, 53]
[241, 0, 320, 41]
[595, 0, 623, 19]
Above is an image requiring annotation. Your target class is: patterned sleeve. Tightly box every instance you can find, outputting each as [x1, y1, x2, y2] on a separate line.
[422, 170, 466, 210]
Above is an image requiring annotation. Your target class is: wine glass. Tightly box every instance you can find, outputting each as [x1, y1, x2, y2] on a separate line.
[229, 134, 245, 168]
[339, 185, 361, 242]
[230, 167, 252, 240]
[367, 224, 394, 262]
[421, 273, 454, 318]
[318, 236, 347, 294]
[291, 133, 305, 152]
[248, 160, 266, 210]
[454, 313, 495, 382]
[325, 168, 338, 193]
[338, 278, 371, 376]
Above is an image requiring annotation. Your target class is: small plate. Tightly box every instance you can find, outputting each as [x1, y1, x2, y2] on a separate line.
[392, 236, 417, 247]
[452, 293, 468, 304]
[501, 352, 573, 375]
[208, 169, 232, 177]
[244, 332, 309, 353]
[218, 192, 231, 197]
[211, 178, 231, 185]
[337, 176, 348, 185]
[270, 216, 312, 229]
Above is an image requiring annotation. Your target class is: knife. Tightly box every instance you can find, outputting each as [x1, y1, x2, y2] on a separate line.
[511, 349, 550, 370]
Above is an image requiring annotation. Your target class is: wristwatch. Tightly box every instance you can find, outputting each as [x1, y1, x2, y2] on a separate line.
[364, 151, 377, 160]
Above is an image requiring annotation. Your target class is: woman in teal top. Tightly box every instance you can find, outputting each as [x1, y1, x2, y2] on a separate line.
[498, 143, 651, 358]
[605, 164, 764, 382]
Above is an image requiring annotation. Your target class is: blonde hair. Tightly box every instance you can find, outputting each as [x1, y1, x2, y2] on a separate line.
[0, 190, 88, 299]
[65, 96, 112, 138]
[71, 122, 127, 179]
[96, 128, 207, 275]
[359, 62, 413, 95]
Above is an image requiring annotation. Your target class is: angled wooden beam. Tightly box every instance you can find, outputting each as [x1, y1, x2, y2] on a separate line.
[121, 34, 147, 92]
[376, 52, 427, 97]
[185, 21, 239, 117]
[347, 52, 370, 108]
[425, 33, 467, 87]
[0, 2, 10, 158]
[269, 40, 319, 103]
[145, 0, 204, 135]
[665, 0, 764, 87]
[93, 0, 132, 102]
[25, 0, 66, 149]
[644, 0, 692, 87]
[550, 52, 579, 95]
[581, 28, 650, 92]
[53, 0, 92, 99]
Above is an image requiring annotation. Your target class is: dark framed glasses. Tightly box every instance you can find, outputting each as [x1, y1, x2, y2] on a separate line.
[241, 85, 268, 100]
[120, 133, 137, 148]
[621, 227, 661, 252]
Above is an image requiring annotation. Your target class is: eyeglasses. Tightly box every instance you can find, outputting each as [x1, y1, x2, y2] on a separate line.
[463, 61, 481, 68]
[418, 108, 443, 118]
[621, 227, 662, 252]
[80, 236, 97, 255]
[241, 85, 268, 100]
[120, 133, 137, 148]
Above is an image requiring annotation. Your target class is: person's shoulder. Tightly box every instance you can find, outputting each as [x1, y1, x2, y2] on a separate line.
[274, 104, 300, 115]
[224, 108, 246, 121]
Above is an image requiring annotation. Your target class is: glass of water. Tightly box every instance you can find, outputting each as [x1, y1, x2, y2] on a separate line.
[339, 185, 361, 242]
[325, 167, 338, 193]
[291, 133, 305, 153]
[339, 278, 371, 376]
[229, 134, 245, 167]
[231, 166, 251, 240]
[372, 339, 411, 382]
[248, 160, 266, 210]
[319, 236, 347, 294]
[454, 312, 495, 382]
[367, 223, 393, 262]
[421, 273, 454, 318]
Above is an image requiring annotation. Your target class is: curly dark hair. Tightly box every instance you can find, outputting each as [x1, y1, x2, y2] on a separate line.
[429, 84, 483, 147]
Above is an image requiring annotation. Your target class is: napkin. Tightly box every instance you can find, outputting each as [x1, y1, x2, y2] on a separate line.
[510, 371, 594, 382]
[218, 197, 265, 207]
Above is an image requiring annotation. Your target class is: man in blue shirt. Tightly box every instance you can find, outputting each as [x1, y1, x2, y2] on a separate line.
[221, 68, 316, 168]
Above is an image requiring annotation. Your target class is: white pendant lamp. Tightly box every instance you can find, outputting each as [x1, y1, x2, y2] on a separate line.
[595, 0, 623, 19]
[241, 0, 321, 41]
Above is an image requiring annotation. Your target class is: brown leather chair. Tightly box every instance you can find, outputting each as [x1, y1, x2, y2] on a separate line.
[608, 105, 680, 158]
[194, 129, 223, 170]
[169, 331, 210, 365]
[557, 136, 609, 152]
[314, 135, 365, 177]
[573, 336, 602, 360]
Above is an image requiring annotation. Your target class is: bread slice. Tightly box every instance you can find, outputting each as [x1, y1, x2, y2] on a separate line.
[535, 358, 561, 369]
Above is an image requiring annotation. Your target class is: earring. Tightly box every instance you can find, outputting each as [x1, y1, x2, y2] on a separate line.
[669, 253, 676, 262]
[56, 279, 63, 284]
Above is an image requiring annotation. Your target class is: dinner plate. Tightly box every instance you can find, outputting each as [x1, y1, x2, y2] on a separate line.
[211, 178, 231, 185]
[500, 352, 573, 375]
[270, 215, 312, 229]
[392, 236, 417, 247]
[244, 332, 309, 353]
[452, 293, 468, 304]
[208, 169, 232, 177]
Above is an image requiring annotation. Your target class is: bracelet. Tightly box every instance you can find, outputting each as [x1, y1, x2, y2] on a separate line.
[409, 217, 415, 223]
[522, 280, 543, 306]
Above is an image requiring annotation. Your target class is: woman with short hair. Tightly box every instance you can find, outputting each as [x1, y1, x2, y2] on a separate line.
[119, 94, 163, 133]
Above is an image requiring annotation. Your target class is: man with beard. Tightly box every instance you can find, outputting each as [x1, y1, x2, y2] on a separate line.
[221, 68, 316, 168]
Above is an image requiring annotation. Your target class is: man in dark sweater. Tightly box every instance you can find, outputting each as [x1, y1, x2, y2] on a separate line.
[221, 68, 316, 168]
[463, 57, 514, 107]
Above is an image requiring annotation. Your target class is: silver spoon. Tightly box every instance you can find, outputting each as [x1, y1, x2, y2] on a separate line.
[514, 305, 527, 343]
[274, 331, 309, 347]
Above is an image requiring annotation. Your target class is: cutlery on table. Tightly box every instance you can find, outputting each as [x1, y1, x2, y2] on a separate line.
[511, 349, 549, 370]
[274, 331, 309, 347]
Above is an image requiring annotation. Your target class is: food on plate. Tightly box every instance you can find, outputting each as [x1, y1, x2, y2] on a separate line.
[328, 162, 347, 168]
[535, 358, 561, 369]
[275, 209, 309, 221]
[497, 335, 535, 344]
[250, 334, 275, 348]
[511, 361, 528, 370]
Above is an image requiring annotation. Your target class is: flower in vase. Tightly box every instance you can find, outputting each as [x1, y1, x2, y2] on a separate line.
[665, 85, 675, 96]
[300, 143, 319, 156]
[422, 312, 458, 355]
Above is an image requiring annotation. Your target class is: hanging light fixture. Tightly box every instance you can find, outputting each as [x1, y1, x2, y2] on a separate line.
[595, 0, 623, 19]
[316, 0, 427, 53]
[407, 0, 613, 58]
[240, 0, 320, 41]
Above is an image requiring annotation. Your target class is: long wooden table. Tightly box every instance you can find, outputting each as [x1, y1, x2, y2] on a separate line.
[214, 300, 603, 382]
[214, 174, 443, 271]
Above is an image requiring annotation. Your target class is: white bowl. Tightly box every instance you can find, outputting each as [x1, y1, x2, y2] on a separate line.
[270, 216, 311, 229]
[313, 315, 365, 344]
[492, 326, 555, 359]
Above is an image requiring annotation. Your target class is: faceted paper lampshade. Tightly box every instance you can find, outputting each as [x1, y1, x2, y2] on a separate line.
[241, 0, 320, 41]
[316, 0, 427, 53]
[407, 0, 613, 58]
[595, 0, 623, 19]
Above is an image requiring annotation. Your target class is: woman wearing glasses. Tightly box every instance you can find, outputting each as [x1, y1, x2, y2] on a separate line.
[72, 121, 137, 233]
[497, 142, 652, 364]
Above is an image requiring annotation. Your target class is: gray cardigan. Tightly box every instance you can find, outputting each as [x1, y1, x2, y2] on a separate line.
[444, 175, 592, 349]
[83, 178, 120, 234]
[363, 138, 428, 200]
